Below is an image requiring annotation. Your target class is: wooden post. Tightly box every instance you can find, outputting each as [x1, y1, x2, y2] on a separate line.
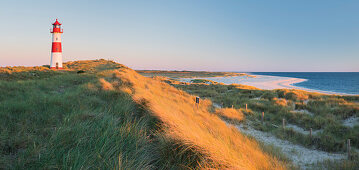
[232, 105, 234, 109]
[245, 104, 248, 111]
[261, 112, 264, 124]
[347, 139, 351, 160]
[309, 128, 312, 139]
[195, 97, 200, 109]
[282, 118, 285, 130]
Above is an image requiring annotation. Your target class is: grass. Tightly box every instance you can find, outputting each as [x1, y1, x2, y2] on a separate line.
[110, 68, 285, 169]
[0, 60, 286, 169]
[0, 66, 59, 81]
[190, 79, 218, 84]
[137, 70, 252, 78]
[214, 108, 245, 124]
[314, 159, 359, 170]
[162, 78, 359, 168]
[0, 67, 161, 169]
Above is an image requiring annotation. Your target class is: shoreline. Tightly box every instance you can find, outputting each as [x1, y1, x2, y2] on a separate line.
[249, 74, 354, 95]
[180, 74, 354, 96]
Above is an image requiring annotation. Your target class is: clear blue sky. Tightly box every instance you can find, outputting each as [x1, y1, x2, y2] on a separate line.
[0, 0, 358, 71]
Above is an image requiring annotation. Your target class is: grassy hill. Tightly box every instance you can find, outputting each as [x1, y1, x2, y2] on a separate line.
[0, 60, 284, 169]
[162, 77, 359, 169]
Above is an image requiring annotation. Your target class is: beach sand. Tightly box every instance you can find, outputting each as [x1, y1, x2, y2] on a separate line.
[181, 75, 348, 95]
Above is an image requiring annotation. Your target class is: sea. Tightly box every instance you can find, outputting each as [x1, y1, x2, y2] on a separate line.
[249, 72, 359, 95]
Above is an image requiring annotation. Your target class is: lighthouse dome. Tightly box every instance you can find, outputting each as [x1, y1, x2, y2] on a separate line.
[52, 19, 62, 25]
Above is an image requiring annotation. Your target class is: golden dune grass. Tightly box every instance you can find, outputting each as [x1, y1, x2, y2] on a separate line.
[0, 66, 50, 73]
[231, 83, 262, 90]
[275, 89, 310, 101]
[273, 98, 288, 107]
[215, 108, 245, 124]
[99, 78, 115, 91]
[105, 68, 285, 169]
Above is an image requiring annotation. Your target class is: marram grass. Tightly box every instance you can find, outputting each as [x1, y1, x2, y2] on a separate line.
[1, 60, 286, 169]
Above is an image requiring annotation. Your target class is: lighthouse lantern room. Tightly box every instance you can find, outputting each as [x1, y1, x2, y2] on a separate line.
[50, 19, 63, 69]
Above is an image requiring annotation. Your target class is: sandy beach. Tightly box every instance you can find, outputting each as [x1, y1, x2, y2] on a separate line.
[180, 74, 349, 95]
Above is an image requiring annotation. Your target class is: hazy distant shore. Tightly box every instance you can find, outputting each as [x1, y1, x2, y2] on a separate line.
[180, 74, 351, 95]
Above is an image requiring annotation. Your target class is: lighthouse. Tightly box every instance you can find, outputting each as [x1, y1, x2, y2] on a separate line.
[50, 19, 63, 69]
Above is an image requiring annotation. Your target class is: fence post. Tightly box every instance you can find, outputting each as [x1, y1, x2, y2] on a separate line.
[231, 105, 234, 109]
[347, 139, 351, 160]
[309, 128, 312, 139]
[261, 112, 264, 124]
[195, 97, 200, 109]
[282, 118, 285, 130]
[245, 104, 248, 111]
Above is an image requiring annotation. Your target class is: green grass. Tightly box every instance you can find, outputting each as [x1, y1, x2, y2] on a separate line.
[190, 79, 217, 84]
[167, 79, 359, 168]
[0, 61, 209, 169]
[0, 72, 151, 169]
[2, 61, 358, 169]
[314, 158, 359, 170]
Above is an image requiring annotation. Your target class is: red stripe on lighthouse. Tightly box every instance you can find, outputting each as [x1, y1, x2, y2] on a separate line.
[51, 28, 63, 33]
[51, 42, 62, 52]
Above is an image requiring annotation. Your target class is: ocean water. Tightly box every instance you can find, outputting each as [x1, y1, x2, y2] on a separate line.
[249, 72, 359, 95]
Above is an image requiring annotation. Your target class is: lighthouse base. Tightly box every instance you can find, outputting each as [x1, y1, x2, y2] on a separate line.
[50, 52, 63, 69]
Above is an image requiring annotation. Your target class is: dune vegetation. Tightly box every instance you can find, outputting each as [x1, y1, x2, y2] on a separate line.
[0, 60, 286, 169]
[214, 108, 245, 124]
[161, 78, 359, 169]
[0, 60, 160, 169]
[137, 70, 252, 78]
[102, 68, 285, 169]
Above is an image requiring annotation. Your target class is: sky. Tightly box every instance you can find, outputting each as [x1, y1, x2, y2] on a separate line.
[0, 0, 358, 72]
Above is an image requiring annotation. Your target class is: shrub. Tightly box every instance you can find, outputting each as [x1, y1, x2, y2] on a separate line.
[273, 98, 288, 107]
[276, 89, 309, 101]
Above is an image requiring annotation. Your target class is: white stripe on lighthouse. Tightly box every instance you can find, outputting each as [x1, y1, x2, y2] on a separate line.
[50, 52, 63, 68]
[52, 33, 62, 42]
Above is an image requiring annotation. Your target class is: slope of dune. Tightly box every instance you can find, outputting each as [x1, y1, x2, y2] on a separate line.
[101, 67, 285, 169]
[1, 60, 286, 169]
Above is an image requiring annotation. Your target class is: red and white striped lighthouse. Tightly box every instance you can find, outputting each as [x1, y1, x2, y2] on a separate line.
[50, 19, 63, 69]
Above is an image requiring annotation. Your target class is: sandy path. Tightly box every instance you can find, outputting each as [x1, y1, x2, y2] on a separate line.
[286, 124, 322, 135]
[214, 103, 345, 168]
[343, 116, 359, 128]
[236, 122, 345, 169]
